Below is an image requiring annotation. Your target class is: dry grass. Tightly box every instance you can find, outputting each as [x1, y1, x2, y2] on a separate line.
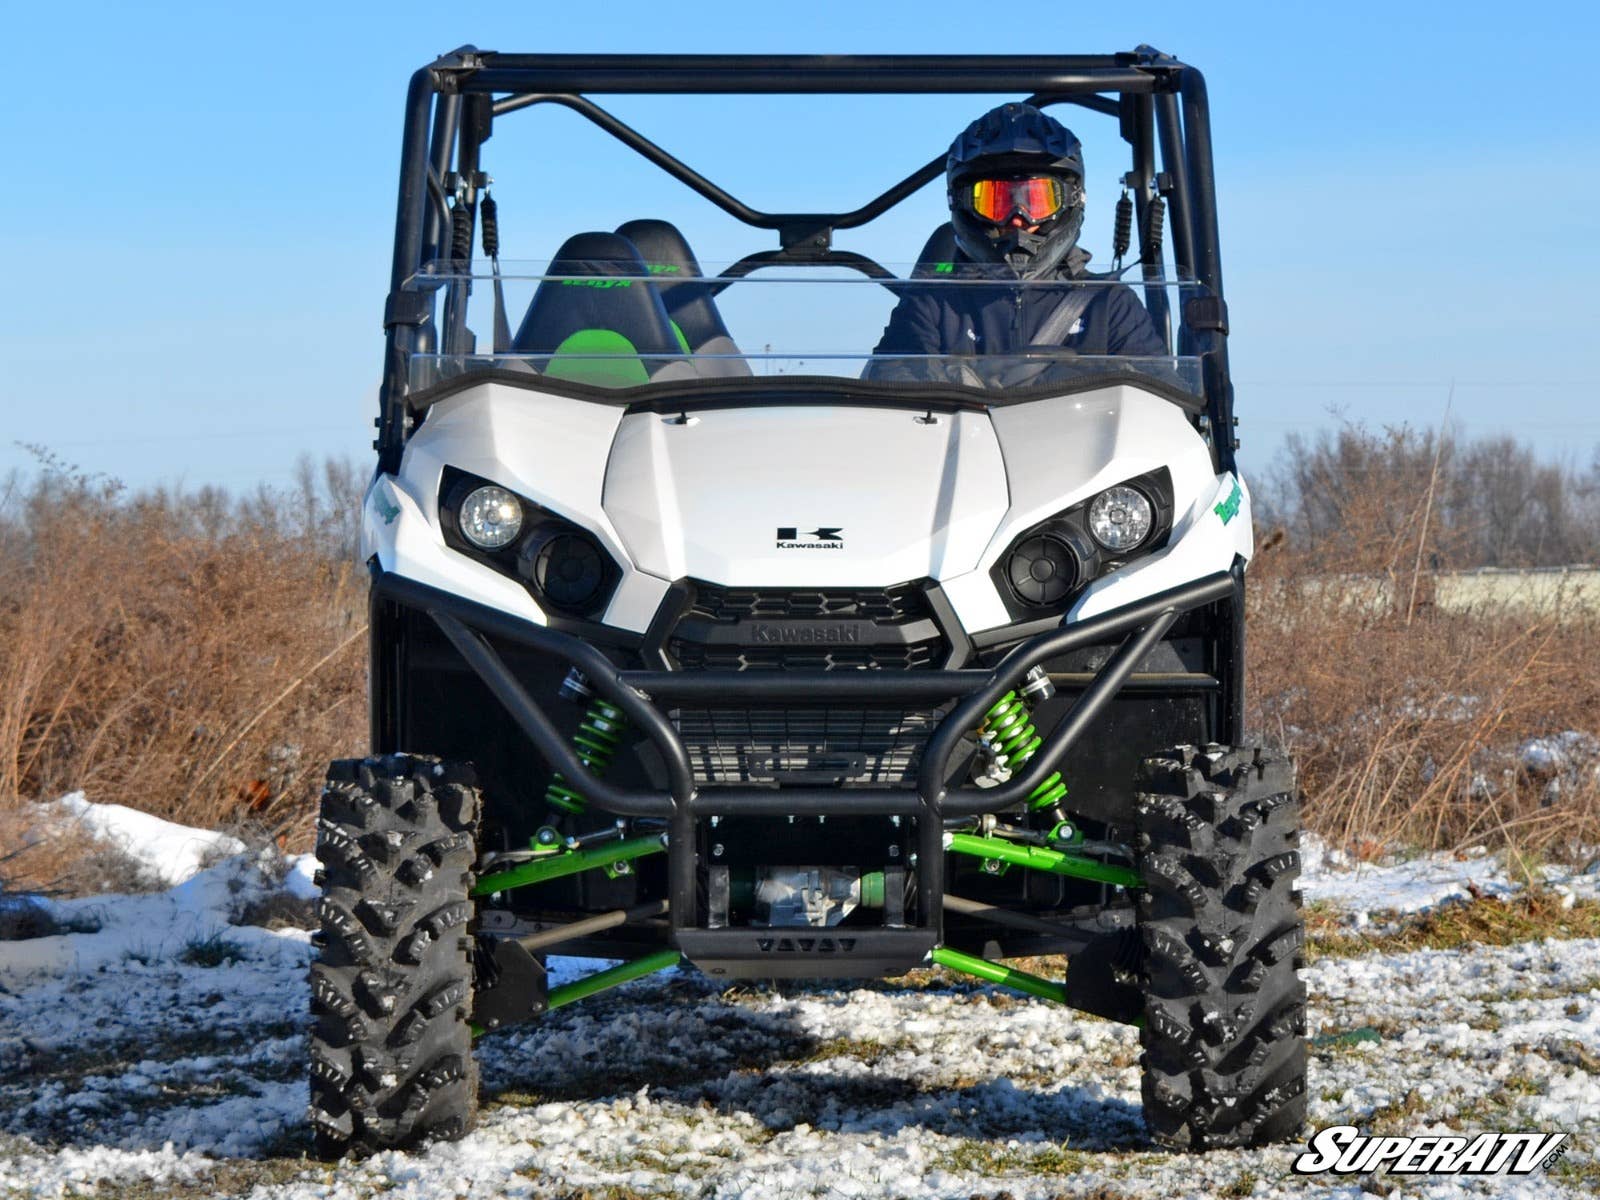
[1248, 427, 1600, 860]
[1305, 887, 1600, 961]
[0, 455, 366, 860]
[1, 427, 1597, 885]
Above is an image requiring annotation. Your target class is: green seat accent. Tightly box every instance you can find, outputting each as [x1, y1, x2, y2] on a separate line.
[669, 320, 692, 355]
[546, 329, 651, 387]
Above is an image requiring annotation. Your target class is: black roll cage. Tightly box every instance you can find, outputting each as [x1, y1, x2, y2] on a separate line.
[377, 46, 1235, 472]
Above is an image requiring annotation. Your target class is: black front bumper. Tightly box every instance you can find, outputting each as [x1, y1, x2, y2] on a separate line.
[373, 565, 1237, 975]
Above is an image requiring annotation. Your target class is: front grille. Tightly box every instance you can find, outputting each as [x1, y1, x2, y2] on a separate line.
[666, 580, 949, 672]
[674, 707, 942, 786]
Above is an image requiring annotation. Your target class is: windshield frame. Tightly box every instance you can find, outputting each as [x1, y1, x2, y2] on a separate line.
[377, 50, 1231, 474]
[405, 361, 1210, 416]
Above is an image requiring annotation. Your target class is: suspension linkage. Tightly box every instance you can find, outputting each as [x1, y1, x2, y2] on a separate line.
[472, 833, 668, 897]
[944, 831, 1142, 888]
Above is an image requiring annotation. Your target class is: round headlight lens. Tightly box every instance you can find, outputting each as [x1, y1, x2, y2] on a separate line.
[1087, 486, 1154, 551]
[457, 485, 524, 550]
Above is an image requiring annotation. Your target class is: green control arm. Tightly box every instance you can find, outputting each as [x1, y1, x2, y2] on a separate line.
[943, 831, 1141, 888]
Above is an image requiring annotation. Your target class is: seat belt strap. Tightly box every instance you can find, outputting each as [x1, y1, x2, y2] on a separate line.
[1033, 285, 1097, 347]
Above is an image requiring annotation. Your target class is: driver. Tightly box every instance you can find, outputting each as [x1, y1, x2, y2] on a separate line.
[873, 103, 1165, 360]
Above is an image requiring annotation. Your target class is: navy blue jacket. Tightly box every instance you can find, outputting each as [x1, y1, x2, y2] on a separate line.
[873, 263, 1166, 359]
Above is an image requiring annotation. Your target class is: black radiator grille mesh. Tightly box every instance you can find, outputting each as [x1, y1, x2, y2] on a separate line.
[673, 707, 943, 787]
[667, 581, 948, 672]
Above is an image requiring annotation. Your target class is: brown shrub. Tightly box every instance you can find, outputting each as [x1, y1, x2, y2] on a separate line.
[1248, 426, 1600, 858]
[1, 431, 1595, 868]
[0, 456, 366, 853]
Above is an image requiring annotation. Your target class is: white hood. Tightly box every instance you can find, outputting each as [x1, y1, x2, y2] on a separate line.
[374, 382, 1244, 637]
[602, 406, 1009, 586]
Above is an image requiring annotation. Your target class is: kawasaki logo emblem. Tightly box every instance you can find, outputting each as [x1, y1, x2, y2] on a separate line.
[375, 491, 401, 525]
[776, 526, 844, 550]
[750, 622, 863, 645]
[1214, 479, 1242, 525]
[559, 278, 633, 288]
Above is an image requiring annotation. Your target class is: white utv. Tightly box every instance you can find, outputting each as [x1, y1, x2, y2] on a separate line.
[309, 47, 1307, 1159]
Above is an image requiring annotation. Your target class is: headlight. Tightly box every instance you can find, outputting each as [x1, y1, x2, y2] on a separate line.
[1087, 486, 1154, 551]
[987, 469, 1173, 619]
[457, 485, 524, 550]
[440, 469, 623, 619]
[520, 527, 610, 614]
[1005, 533, 1080, 607]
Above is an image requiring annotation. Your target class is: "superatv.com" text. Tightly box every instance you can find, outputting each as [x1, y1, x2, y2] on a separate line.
[1293, 1126, 1568, 1176]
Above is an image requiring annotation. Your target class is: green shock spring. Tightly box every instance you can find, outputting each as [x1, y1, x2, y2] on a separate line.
[977, 688, 1069, 811]
[544, 696, 629, 815]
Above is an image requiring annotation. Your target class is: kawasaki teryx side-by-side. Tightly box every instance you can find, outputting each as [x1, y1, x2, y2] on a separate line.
[309, 49, 1307, 1158]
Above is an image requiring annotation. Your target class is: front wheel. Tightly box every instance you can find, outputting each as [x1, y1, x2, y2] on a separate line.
[1134, 745, 1308, 1149]
[308, 754, 481, 1159]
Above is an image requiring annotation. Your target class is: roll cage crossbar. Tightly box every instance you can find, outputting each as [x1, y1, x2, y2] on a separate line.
[379, 47, 1235, 473]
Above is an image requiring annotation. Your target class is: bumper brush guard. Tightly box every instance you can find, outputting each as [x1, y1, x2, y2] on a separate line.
[375, 566, 1236, 981]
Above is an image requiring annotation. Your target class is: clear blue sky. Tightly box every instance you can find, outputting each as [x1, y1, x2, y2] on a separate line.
[4, 0, 1597, 491]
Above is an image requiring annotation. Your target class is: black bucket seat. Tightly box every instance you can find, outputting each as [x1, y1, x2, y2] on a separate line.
[512, 231, 690, 387]
[912, 222, 959, 278]
[616, 219, 751, 377]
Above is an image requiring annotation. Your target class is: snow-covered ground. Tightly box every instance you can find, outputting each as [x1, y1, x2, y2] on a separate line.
[2, 802, 1597, 1199]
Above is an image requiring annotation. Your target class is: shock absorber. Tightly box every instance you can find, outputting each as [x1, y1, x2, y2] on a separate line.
[449, 201, 473, 262]
[1112, 190, 1133, 270]
[543, 669, 629, 816]
[1142, 195, 1166, 265]
[974, 666, 1068, 813]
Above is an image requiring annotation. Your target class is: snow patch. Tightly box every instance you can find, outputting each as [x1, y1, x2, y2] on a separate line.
[52, 792, 245, 886]
[5, 799, 1599, 1197]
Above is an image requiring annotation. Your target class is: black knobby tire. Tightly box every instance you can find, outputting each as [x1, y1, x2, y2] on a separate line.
[1134, 745, 1308, 1149]
[308, 754, 481, 1159]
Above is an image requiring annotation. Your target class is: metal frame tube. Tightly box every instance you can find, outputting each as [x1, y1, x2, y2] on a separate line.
[918, 577, 1232, 815]
[464, 61, 1162, 96]
[944, 832, 1141, 888]
[377, 67, 438, 471]
[422, 93, 461, 269]
[377, 565, 1231, 951]
[930, 946, 1067, 1004]
[516, 900, 669, 953]
[1153, 91, 1195, 292]
[942, 894, 1098, 944]
[547, 949, 681, 1010]
[688, 789, 923, 817]
[1129, 92, 1172, 352]
[472, 835, 668, 896]
[621, 670, 986, 701]
[944, 610, 1180, 816]
[1179, 68, 1224, 298]
[432, 613, 677, 817]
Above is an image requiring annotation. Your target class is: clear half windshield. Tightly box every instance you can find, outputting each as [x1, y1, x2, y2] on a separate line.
[406, 261, 1209, 400]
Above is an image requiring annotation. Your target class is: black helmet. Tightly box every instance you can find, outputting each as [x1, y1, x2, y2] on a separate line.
[946, 103, 1086, 279]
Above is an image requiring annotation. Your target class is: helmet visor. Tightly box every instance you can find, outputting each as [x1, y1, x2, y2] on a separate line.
[967, 176, 1074, 224]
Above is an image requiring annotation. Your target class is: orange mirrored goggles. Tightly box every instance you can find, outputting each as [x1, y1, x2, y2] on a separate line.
[967, 176, 1075, 224]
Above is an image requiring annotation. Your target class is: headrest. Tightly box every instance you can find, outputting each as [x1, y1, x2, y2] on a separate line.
[614, 219, 733, 351]
[512, 232, 685, 383]
[911, 223, 959, 278]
